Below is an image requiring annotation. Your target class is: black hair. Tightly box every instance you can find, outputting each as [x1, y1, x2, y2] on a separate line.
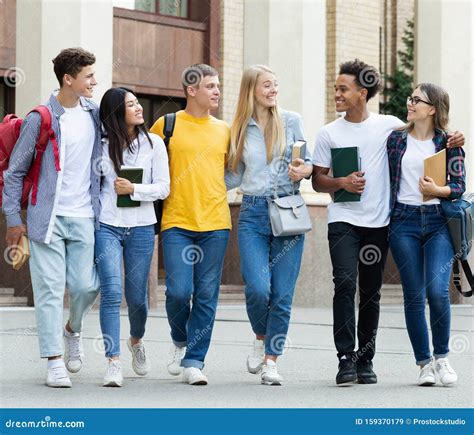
[339, 59, 383, 101]
[99, 87, 152, 174]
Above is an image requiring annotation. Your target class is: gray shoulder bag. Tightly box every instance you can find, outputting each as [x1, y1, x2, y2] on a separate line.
[268, 147, 312, 237]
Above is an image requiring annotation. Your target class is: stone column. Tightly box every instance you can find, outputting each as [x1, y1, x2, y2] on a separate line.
[16, 0, 113, 116]
[415, 0, 474, 304]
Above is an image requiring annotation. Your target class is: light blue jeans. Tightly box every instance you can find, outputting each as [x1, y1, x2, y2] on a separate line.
[95, 223, 155, 358]
[29, 216, 99, 358]
[238, 195, 305, 356]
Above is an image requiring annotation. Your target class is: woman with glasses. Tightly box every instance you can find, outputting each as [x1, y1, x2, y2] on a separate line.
[387, 83, 465, 386]
[225, 65, 313, 385]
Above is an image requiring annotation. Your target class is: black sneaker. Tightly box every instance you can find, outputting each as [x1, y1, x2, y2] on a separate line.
[357, 360, 377, 384]
[336, 358, 357, 385]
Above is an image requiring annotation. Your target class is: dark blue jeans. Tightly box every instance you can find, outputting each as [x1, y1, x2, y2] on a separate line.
[161, 227, 229, 369]
[95, 223, 155, 358]
[389, 202, 454, 365]
[238, 195, 305, 356]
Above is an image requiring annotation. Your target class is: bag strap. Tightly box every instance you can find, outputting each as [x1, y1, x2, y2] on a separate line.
[28, 105, 61, 205]
[271, 113, 296, 199]
[162, 112, 176, 148]
[453, 260, 473, 297]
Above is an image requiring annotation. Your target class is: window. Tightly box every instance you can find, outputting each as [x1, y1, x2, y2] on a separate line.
[138, 94, 185, 130]
[0, 77, 15, 116]
[158, 0, 188, 18]
[114, 0, 189, 18]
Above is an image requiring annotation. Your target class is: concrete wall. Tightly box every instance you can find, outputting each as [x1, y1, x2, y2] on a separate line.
[16, 0, 113, 116]
[415, 0, 473, 191]
[326, 0, 381, 123]
[220, 0, 244, 124]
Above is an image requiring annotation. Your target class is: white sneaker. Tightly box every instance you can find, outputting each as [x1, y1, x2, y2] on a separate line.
[182, 367, 208, 385]
[261, 359, 283, 386]
[418, 361, 436, 386]
[64, 328, 83, 373]
[127, 338, 149, 376]
[167, 344, 186, 376]
[46, 362, 72, 388]
[247, 339, 264, 374]
[434, 357, 457, 386]
[103, 359, 123, 387]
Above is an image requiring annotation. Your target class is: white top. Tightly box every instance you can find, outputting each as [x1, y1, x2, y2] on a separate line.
[313, 113, 404, 227]
[99, 132, 170, 227]
[398, 134, 439, 206]
[56, 103, 95, 218]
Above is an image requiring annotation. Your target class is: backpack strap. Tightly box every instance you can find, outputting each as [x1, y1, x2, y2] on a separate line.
[453, 260, 474, 297]
[28, 105, 61, 205]
[162, 113, 176, 148]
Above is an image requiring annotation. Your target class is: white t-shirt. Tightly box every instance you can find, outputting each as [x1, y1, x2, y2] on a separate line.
[313, 113, 404, 227]
[56, 104, 95, 217]
[99, 132, 170, 228]
[398, 134, 439, 206]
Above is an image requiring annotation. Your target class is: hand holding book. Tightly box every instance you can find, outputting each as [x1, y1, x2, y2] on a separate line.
[116, 167, 143, 207]
[114, 177, 135, 195]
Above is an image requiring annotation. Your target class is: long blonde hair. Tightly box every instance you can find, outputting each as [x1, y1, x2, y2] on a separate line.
[228, 65, 286, 172]
[401, 83, 450, 132]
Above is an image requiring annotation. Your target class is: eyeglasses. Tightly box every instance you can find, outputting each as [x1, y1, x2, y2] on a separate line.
[407, 96, 433, 106]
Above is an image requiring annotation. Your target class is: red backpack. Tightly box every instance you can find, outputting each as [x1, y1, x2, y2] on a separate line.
[0, 105, 60, 210]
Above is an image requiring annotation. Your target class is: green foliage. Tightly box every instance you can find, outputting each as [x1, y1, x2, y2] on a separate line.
[380, 19, 414, 120]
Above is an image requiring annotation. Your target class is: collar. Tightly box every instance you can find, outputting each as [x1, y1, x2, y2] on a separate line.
[400, 128, 447, 146]
[49, 92, 94, 117]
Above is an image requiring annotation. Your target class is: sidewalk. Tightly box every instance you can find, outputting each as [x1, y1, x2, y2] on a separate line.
[0, 304, 472, 408]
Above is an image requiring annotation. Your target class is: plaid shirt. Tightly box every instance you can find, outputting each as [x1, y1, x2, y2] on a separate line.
[387, 129, 466, 210]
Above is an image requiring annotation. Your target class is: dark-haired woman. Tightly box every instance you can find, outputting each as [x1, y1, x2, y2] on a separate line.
[387, 83, 465, 386]
[96, 88, 170, 387]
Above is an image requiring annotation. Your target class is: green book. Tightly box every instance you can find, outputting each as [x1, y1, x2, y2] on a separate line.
[116, 167, 143, 207]
[331, 147, 361, 203]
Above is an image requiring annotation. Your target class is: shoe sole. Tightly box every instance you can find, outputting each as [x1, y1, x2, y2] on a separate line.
[188, 380, 208, 386]
[336, 375, 357, 387]
[261, 380, 282, 386]
[132, 365, 149, 376]
[65, 363, 82, 374]
[103, 381, 123, 387]
[357, 377, 377, 384]
[418, 380, 436, 386]
[247, 361, 263, 375]
[46, 382, 72, 388]
[167, 366, 183, 376]
[336, 377, 357, 386]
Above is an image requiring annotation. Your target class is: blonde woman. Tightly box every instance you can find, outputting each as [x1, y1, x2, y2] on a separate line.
[225, 65, 313, 385]
[387, 83, 465, 386]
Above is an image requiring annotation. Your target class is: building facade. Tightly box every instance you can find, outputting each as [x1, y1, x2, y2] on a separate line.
[1, 0, 472, 308]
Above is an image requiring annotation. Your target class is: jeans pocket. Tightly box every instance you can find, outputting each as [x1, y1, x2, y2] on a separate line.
[391, 208, 403, 220]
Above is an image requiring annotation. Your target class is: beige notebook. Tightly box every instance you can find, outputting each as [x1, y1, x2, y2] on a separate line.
[423, 149, 446, 202]
[12, 235, 30, 271]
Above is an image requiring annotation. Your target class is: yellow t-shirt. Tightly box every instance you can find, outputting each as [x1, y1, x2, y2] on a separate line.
[150, 110, 231, 232]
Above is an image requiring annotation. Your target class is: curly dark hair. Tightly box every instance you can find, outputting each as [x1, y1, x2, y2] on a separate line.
[339, 59, 383, 101]
[52, 47, 96, 87]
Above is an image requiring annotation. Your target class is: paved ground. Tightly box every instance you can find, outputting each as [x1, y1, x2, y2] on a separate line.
[0, 304, 472, 408]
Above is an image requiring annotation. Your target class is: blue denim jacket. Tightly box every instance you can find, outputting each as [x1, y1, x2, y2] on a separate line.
[2, 93, 102, 243]
[225, 110, 312, 197]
